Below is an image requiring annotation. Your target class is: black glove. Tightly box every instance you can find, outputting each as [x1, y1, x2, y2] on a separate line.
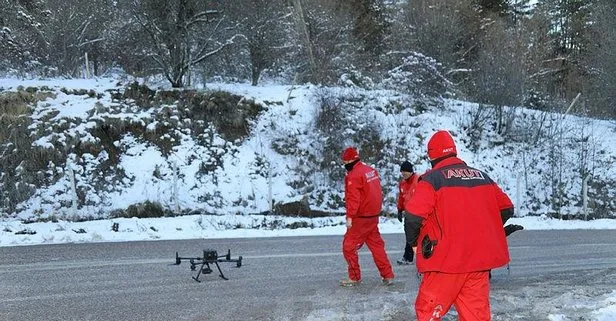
[504, 224, 524, 236]
[397, 209, 403, 223]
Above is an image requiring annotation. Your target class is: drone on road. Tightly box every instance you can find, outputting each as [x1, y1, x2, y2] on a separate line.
[174, 249, 243, 282]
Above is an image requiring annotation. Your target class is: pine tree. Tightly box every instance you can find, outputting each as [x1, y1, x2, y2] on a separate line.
[473, 0, 511, 17]
[533, 0, 594, 101]
[583, 0, 616, 117]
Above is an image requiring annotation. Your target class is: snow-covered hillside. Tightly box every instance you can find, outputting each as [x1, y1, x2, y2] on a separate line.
[0, 77, 615, 222]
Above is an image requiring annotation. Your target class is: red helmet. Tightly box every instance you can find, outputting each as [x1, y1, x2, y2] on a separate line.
[342, 147, 360, 162]
[427, 130, 457, 160]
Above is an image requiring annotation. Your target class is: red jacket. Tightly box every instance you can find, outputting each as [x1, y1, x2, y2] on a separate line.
[397, 174, 419, 211]
[404, 157, 512, 273]
[345, 162, 383, 218]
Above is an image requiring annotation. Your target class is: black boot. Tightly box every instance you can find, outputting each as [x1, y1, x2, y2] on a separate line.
[397, 243, 414, 265]
[504, 224, 524, 236]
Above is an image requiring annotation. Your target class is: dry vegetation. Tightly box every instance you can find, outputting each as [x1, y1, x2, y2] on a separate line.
[0, 83, 267, 220]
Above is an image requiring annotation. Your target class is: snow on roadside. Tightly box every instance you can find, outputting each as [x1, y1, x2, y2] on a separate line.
[594, 291, 616, 321]
[1, 215, 615, 247]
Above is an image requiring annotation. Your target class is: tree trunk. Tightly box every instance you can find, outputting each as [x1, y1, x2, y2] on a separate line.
[250, 43, 265, 86]
[251, 65, 261, 86]
[292, 0, 317, 82]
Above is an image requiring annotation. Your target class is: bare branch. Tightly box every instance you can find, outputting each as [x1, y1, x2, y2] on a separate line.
[77, 38, 104, 48]
[529, 68, 567, 79]
[190, 34, 247, 66]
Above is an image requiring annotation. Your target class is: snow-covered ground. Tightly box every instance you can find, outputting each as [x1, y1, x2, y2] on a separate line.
[2, 213, 616, 247]
[2, 77, 615, 223]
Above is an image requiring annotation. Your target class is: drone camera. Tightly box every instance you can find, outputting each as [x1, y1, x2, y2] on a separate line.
[203, 249, 218, 261]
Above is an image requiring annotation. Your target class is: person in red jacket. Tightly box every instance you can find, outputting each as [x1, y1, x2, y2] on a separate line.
[396, 160, 419, 265]
[339, 147, 395, 287]
[403, 130, 514, 320]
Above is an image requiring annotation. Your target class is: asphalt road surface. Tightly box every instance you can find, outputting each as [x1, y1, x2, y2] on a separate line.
[2, 230, 616, 321]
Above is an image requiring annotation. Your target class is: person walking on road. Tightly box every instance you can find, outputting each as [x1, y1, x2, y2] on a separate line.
[396, 160, 419, 265]
[339, 147, 395, 287]
[403, 130, 514, 320]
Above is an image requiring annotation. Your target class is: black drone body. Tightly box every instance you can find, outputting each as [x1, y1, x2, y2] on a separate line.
[174, 249, 243, 282]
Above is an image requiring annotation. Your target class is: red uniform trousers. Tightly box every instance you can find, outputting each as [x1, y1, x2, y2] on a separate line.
[416, 271, 491, 321]
[342, 216, 394, 281]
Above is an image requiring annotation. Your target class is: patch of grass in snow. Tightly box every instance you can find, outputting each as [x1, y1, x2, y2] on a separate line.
[59, 88, 100, 99]
[0, 88, 57, 215]
[110, 201, 171, 219]
[175, 89, 264, 141]
[119, 83, 266, 142]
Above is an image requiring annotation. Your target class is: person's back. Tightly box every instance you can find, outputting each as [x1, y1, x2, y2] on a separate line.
[339, 147, 394, 287]
[413, 158, 510, 273]
[403, 130, 513, 321]
[345, 161, 382, 217]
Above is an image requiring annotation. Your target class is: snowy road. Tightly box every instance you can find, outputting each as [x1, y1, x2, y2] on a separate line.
[1, 230, 615, 321]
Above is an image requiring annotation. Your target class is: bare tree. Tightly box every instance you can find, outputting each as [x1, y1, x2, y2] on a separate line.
[343, 0, 390, 60]
[130, 0, 245, 87]
[402, 0, 481, 81]
[472, 16, 526, 105]
[0, 0, 49, 73]
[292, 0, 318, 82]
[43, 0, 117, 77]
[294, 0, 357, 84]
[223, 0, 294, 85]
[470, 14, 529, 135]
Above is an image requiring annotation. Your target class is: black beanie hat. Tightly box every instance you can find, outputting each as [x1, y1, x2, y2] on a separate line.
[400, 161, 413, 173]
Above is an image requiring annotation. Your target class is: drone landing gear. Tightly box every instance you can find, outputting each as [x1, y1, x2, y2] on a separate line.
[192, 261, 228, 282]
[174, 249, 243, 282]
